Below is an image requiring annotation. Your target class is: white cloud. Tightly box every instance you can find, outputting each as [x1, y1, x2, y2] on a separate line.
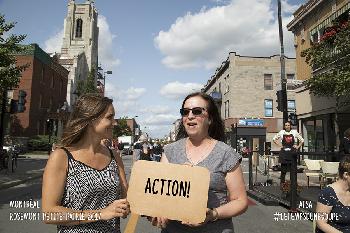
[160, 81, 203, 100]
[154, 0, 298, 69]
[104, 82, 146, 116]
[140, 105, 171, 114]
[144, 114, 179, 126]
[44, 29, 63, 53]
[98, 15, 121, 70]
[144, 125, 173, 139]
[281, 0, 301, 14]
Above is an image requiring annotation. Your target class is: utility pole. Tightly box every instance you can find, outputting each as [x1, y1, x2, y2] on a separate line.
[277, 0, 288, 124]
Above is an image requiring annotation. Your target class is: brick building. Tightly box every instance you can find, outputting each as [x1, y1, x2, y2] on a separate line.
[10, 44, 69, 138]
[287, 0, 350, 152]
[203, 52, 298, 151]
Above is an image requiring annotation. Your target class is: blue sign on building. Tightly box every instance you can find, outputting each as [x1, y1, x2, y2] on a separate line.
[238, 119, 264, 126]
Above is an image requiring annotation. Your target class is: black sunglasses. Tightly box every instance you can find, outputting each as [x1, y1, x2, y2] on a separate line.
[180, 107, 206, 116]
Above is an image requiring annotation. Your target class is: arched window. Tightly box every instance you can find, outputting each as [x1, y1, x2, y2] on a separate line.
[75, 19, 83, 38]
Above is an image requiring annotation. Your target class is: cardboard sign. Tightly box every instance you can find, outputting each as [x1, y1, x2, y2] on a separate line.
[127, 160, 210, 223]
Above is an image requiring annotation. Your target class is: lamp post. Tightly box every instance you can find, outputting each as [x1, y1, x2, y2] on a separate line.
[133, 116, 139, 141]
[46, 119, 52, 155]
[103, 71, 112, 95]
[97, 66, 112, 96]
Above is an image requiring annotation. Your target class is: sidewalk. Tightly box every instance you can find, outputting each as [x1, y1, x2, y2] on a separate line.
[246, 157, 322, 212]
[0, 153, 48, 190]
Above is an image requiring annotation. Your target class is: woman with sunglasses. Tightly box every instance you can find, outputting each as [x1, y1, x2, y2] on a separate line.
[151, 92, 248, 233]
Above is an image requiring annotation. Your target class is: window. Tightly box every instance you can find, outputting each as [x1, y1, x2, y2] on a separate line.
[264, 74, 273, 90]
[41, 67, 45, 82]
[224, 100, 230, 118]
[224, 75, 229, 93]
[49, 97, 53, 111]
[51, 74, 54, 88]
[39, 94, 43, 108]
[219, 82, 221, 93]
[288, 100, 296, 113]
[311, 32, 319, 43]
[60, 79, 63, 95]
[287, 74, 295, 80]
[37, 121, 40, 135]
[264, 99, 273, 117]
[75, 19, 83, 38]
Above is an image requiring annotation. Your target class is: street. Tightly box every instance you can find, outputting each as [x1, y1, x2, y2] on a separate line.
[0, 154, 313, 233]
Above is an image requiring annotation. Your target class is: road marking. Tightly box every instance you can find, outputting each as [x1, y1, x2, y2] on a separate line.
[124, 213, 139, 233]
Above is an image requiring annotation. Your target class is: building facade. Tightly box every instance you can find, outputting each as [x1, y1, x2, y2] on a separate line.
[125, 118, 140, 142]
[203, 52, 298, 151]
[10, 44, 68, 138]
[59, 0, 99, 107]
[287, 0, 350, 152]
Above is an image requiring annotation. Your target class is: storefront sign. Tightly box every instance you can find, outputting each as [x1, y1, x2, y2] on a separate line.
[238, 119, 264, 126]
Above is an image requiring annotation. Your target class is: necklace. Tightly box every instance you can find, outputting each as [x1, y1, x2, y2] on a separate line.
[186, 138, 213, 166]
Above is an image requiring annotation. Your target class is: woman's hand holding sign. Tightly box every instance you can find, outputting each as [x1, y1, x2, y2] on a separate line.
[149, 216, 169, 228]
[181, 208, 218, 227]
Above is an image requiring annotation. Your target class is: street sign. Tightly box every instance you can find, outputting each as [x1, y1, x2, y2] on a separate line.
[127, 160, 210, 223]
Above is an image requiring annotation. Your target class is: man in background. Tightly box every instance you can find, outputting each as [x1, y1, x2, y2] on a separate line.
[273, 121, 304, 185]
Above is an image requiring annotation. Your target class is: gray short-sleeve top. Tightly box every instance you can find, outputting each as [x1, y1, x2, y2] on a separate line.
[162, 138, 242, 233]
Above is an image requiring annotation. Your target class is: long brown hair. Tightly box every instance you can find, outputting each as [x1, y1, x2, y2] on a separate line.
[176, 92, 225, 141]
[60, 94, 113, 147]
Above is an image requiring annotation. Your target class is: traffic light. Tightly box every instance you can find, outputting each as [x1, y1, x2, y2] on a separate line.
[17, 90, 27, 113]
[289, 112, 297, 126]
[9, 99, 18, 114]
[276, 90, 284, 112]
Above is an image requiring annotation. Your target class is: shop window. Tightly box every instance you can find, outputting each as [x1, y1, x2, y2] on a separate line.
[302, 118, 325, 152]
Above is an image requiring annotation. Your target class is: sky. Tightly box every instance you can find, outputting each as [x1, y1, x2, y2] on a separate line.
[0, 0, 306, 138]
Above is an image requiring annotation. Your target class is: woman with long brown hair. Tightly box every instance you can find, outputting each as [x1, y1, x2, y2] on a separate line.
[152, 92, 248, 233]
[42, 94, 129, 233]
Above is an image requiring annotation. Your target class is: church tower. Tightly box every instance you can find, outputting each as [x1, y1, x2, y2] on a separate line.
[59, 0, 99, 107]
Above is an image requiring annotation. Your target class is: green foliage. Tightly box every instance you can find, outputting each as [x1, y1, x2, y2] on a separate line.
[113, 117, 132, 137]
[0, 14, 28, 91]
[76, 68, 99, 96]
[301, 20, 350, 107]
[28, 135, 58, 151]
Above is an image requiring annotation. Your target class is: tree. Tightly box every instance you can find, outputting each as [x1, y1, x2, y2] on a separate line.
[301, 19, 350, 110]
[113, 118, 132, 138]
[75, 67, 99, 96]
[0, 15, 28, 91]
[0, 14, 28, 148]
[301, 18, 350, 145]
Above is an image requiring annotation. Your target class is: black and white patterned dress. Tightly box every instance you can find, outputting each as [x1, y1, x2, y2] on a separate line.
[58, 148, 121, 233]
